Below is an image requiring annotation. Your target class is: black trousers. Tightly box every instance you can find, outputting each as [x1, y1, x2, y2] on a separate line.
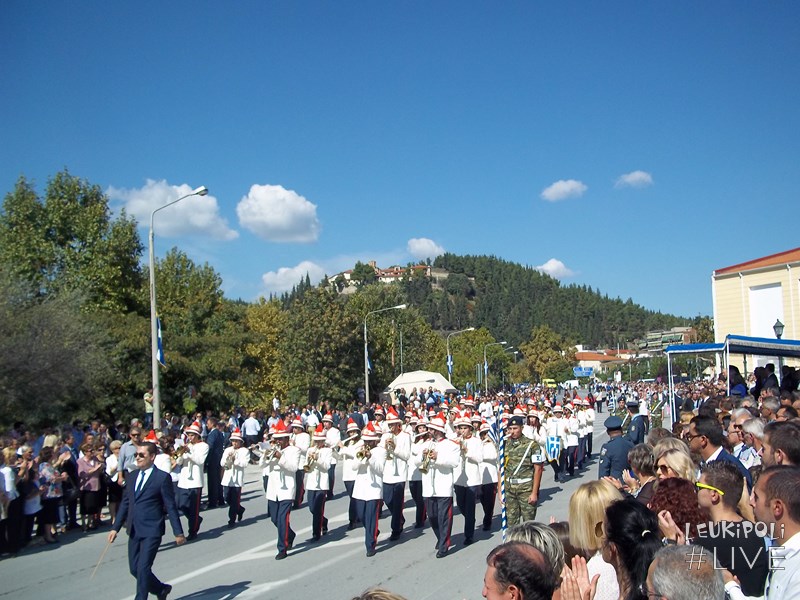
[307, 490, 328, 537]
[327, 465, 336, 499]
[225, 486, 242, 524]
[454, 484, 478, 542]
[268, 499, 295, 553]
[128, 535, 167, 600]
[294, 471, 305, 507]
[382, 481, 405, 535]
[176, 487, 202, 536]
[355, 498, 382, 553]
[344, 480, 358, 524]
[206, 462, 223, 507]
[479, 482, 496, 529]
[408, 480, 426, 526]
[0, 497, 23, 554]
[425, 496, 453, 554]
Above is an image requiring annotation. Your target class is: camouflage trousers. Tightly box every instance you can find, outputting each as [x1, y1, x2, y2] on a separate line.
[504, 479, 537, 526]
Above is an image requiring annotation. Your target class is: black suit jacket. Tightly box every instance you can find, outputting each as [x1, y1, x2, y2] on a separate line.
[710, 448, 753, 490]
[206, 429, 224, 464]
[113, 467, 183, 538]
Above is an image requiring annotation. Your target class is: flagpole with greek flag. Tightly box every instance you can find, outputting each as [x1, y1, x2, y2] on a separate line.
[497, 403, 507, 541]
[156, 316, 165, 367]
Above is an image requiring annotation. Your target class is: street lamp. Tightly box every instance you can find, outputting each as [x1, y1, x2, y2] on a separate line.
[773, 319, 785, 340]
[446, 327, 475, 383]
[364, 304, 406, 405]
[149, 185, 208, 430]
[483, 341, 507, 393]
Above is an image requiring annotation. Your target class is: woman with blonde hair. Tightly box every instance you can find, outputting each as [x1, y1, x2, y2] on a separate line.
[654, 449, 697, 483]
[568, 480, 623, 600]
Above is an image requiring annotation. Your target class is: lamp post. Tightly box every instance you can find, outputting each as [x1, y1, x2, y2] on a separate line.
[483, 341, 507, 393]
[446, 327, 475, 383]
[774, 319, 785, 373]
[364, 304, 406, 405]
[149, 185, 208, 431]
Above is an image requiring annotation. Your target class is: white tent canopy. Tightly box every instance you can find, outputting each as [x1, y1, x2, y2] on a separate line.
[384, 370, 457, 395]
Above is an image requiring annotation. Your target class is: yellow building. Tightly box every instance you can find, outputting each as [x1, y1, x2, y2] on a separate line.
[712, 247, 800, 370]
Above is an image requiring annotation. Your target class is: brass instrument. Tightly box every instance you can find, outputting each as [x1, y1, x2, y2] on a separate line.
[384, 435, 396, 460]
[264, 446, 279, 461]
[224, 448, 235, 470]
[459, 438, 468, 458]
[418, 440, 436, 474]
[172, 444, 190, 460]
[356, 445, 372, 461]
[303, 448, 319, 473]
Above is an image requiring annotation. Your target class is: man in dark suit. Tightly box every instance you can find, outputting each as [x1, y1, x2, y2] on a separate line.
[204, 417, 225, 508]
[687, 415, 752, 491]
[108, 441, 185, 600]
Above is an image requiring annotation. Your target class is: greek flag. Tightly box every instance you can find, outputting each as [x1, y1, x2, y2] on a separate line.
[447, 354, 453, 376]
[484, 359, 488, 376]
[156, 316, 165, 366]
[365, 346, 372, 373]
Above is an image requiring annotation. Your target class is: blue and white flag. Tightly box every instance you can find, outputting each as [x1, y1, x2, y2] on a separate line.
[365, 346, 372, 373]
[447, 354, 453, 376]
[156, 316, 165, 366]
[484, 359, 488, 376]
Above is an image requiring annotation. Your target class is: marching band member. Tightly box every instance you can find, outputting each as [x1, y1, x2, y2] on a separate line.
[257, 431, 274, 514]
[322, 413, 340, 499]
[544, 404, 568, 483]
[304, 425, 333, 541]
[352, 422, 386, 557]
[290, 418, 310, 508]
[265, 420, 300, 560]
[453, 412, 483, 546]
[372, 405, 388, 434]
[418, 414, 460, 558]
[584, 398, 595, 458]
[381, 407, 410, 541]
[336, 418, 362, 530]
[175, 421, 208, 540]
[478, 420, 498, 531]
[220, 428, 249, 528]
[408, 417, 427, 528]
[562, 404, 580, 478]
[576, 399, 588, 468]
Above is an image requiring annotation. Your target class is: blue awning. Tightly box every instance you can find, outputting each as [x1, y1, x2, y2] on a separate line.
[664, 343, 724, 355]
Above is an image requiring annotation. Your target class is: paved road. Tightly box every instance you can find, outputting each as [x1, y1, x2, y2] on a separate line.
[0, 416, 610, 600]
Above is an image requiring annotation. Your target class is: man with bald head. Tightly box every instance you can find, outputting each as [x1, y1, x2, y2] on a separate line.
[482, 541, 558, 600]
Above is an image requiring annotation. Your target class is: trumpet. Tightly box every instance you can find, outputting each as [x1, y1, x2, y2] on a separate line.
[418, 440, 436, 474]
[172, 444, 190, 460]
[303, 448, 319, 473]
[262, 446, 280, 462]
[459, 439, 468, 458]
[223, 448, 235, 470]
[384, 435, 396, 460]
[356, 445, 372, 461]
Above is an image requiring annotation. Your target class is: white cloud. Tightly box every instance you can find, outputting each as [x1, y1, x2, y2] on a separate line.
[237, 184, 321, 243]
[260, 260, 327, 294]
[535, 258, 575, 279]
[407, 238, 445, 260]
[540, 179, 588, 202]
[107, 179, 238, 241]
[615, 170, 654, 188]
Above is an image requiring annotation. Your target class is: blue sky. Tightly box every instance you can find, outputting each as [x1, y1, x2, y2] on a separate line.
[2, 2, 798, 318]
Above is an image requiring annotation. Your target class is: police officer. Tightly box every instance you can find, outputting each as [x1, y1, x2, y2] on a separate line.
[503, 415, 545, 526]
[598, 416, 633, 482]
[623, 399, 648, 445]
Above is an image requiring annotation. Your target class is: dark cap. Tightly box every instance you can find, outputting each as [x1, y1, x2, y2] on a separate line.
[604, 416, 623, 430]
[508, 415, 524, 427]
[625, 399, 639, 408]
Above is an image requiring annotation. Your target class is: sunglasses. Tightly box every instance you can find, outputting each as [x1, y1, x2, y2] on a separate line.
[655, 464, 672, 474]
[695, 482, 725, 495]
[134, 452, 150, 458]
[684, 433, 704, 442]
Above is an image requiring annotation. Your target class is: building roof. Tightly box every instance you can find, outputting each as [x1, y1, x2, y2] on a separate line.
[575, 351, 625, 363]
[714, 246, 800, 276]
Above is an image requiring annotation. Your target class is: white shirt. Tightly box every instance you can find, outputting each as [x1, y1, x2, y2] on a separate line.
[381, 430, 411, 484]
[455, 435, 483, 487]
[304, 447, 333, 491]
[479, 438, 499, 484]
[241, 417, 261, 436]
[353, 445, 386, 501]
[419, 437, 460, 498]
[177, 441, 209, 490]
[765, 531, 800, 600]
[220, 446, 250, 487]
[265, 445, 300, 502]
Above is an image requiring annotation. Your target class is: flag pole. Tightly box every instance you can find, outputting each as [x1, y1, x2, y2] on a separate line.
[497, 403, 507, 542]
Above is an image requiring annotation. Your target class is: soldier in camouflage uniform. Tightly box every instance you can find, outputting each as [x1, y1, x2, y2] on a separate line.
[503, 415, 545, 525]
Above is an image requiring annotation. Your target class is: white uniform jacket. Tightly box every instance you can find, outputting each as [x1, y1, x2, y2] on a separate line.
[479, 439, 499, 484]
[265, 445, 300, 502]
[220, 446, 250, 488]
[353, 446, 386, 501]
[304, 446, 333, 491]
[177, 441, 209, 490]
[454, 435, 483, 487]
[381, 431, 411, 484]
[324, 427, 341, 465]
[291, 432, 311, 467]
[419, 437, 460, 498]
[337, 440, 363, 483]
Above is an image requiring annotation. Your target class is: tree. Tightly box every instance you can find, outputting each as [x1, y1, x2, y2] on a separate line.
[0, 171, 144, 313]
[237, 298, 288, 405]
[518, 325, 576, 382]
[351, 261, 377, 287]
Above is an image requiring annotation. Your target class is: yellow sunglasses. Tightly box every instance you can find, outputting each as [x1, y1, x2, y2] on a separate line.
[695, 482, 724, 495]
